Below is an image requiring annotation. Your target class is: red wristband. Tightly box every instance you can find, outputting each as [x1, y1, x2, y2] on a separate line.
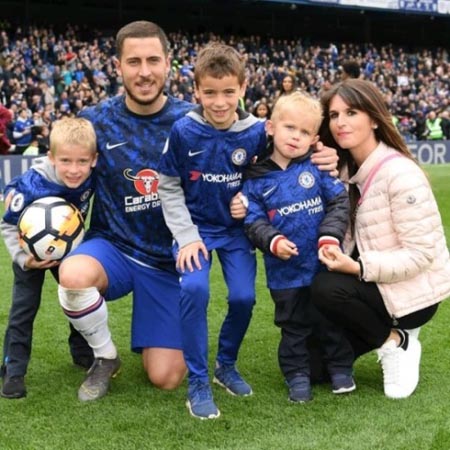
[318, 236, 340, 249]
[271, 235, 286, 256]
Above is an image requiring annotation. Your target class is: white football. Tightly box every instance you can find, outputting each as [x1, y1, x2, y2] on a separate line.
[18, 196, 85, 261]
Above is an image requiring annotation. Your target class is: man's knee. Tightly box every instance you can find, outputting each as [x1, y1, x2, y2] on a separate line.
[59, 255, 107, 291]
[142, 348, 186, 390]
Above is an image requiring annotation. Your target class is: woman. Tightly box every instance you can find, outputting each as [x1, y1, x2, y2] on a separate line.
[280, 74, 297, 97]
[312, 79, 450, 399]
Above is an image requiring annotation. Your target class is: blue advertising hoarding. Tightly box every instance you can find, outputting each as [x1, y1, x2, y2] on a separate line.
[1, 140, 449, 195]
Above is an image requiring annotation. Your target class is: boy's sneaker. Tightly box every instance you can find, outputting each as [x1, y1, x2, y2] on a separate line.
[287, 374, 312, 403]
[213, 363, 252, 396]
[78, 356, 121, 402]
[331, 373, 356, 394]
[377, 334, 421, 399]
[1, 375, 26, 399]
[187, 381, 220, 420]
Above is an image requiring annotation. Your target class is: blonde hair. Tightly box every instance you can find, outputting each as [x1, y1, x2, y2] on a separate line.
[49, 118, 97, 155]
[271, 91, 323, 133]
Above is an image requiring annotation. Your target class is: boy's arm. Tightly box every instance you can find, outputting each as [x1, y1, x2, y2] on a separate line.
[0, 219, 29, 269]
[158, 173, 202, 248]
[244, 218, 280, 255]
[158, 174, 208, 272]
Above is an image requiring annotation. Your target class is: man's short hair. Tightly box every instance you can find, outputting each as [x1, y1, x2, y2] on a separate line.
[116, 21, 169, 59]
[342, 60, 360, 79]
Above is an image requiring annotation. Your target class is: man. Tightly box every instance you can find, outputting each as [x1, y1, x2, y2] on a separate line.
[424, 111, 444, 140]
[58, 21, 192, 402]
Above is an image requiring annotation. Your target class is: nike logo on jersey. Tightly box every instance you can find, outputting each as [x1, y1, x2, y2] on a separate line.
[263, 186, 277, 197]
[106, 141, 128, 150]
[188, 149, 206, 157]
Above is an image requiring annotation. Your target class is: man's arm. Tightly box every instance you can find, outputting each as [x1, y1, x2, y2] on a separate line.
[311, 141, 339, 176]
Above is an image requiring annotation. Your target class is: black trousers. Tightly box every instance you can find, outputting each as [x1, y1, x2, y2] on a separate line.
[271, 286, 354, 382]
[311, 272, 439, 358]
[1, 263, 92, 377]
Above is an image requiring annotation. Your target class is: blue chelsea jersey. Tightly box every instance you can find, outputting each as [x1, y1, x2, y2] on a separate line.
[159, 110, 267, 237]
[244, 159, 346, 289]
[79, 95, 194, 266]
[3, 165, 95, 226]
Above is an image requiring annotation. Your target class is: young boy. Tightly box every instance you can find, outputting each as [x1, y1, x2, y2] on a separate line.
[0, 117, 97, 398]
[242, 92, 355, 402]
[158, 43, 266, 419]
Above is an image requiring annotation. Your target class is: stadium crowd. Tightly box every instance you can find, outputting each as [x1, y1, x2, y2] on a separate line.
[0, 21, 449, 154]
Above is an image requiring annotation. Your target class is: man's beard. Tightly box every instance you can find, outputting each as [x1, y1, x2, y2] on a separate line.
[123, 80, 165, 107]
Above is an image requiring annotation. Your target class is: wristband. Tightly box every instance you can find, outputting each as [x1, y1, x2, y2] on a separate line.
[271, 235, 286, 256]
[318, 236, 340, 249]
[357, 258, 364, 280]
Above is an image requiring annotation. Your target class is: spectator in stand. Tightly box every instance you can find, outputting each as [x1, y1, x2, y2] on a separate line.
[279, 74, 297, 97]
[252, 100, 271, 121]
[424, 111, 444, 140]
[440, 110, 450, 139]
[12, 108, 33, 154]
[341, 60, 360, 80]
[414, 110, 427, 140]
[0, 102, 13, 154]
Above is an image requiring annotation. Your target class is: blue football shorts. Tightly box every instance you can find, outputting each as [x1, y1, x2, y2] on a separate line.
[69, 237, 182, 353]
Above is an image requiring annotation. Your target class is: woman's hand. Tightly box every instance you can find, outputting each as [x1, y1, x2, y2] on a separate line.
[318, 245, 360, 275]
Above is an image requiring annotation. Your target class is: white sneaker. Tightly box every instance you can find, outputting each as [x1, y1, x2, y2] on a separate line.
[376, 334, 421, 399]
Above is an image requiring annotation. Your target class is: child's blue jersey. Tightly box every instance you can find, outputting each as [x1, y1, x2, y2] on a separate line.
[158, 108, 267, 237]
[243, 155, 348, 290]
[79, 95, 193, 266]
[3, 157, 94, 225]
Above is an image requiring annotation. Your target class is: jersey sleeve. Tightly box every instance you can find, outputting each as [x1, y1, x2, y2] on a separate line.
[158, 124, 183, 177]
[243, 179, 281, 254]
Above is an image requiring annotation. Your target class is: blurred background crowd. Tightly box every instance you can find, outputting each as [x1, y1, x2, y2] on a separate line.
[0, 21, 449, 155]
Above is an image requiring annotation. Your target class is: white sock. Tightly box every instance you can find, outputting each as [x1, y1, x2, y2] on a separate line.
[58, 286, 117, 359]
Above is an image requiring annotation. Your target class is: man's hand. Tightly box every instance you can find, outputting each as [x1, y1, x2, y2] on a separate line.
[311, 141, 339, 177]
[177, 241, 208, 273]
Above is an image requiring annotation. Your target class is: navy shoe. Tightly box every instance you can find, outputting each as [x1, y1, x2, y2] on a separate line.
[331, 373, 356, 394]
[1, 375, 26, 399]
[287, 374, 312, 403]
[213, 363, 252, 396]
[186, 380, 220, 420]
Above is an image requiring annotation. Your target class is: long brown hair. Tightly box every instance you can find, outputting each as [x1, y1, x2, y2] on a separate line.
[319, 79, 417, 233]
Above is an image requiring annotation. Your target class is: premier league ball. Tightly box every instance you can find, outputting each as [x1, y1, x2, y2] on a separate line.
[18, 196, 85, 261]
